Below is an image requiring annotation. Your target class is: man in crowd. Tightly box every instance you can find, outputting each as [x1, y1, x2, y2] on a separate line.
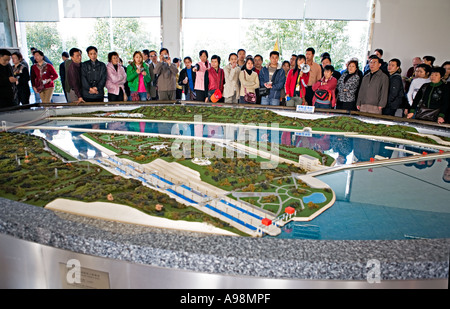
[404, 56, 422, 92]
[304, 47, 322, 105]
[422, 55, 435, 67]
[60, 51, 70, 102]
[237, 49, 246, 68]
[30, 47, 53, 65]
[356, 55, 389, 114]
[254, 54, 263, 75]
[147, 49, 159, 100]
[0, 49, 16, 108]
[364, 49, 388, 75]
[66, 48, 84, 104]
[321, 56, 341, 80]
[154, 48, 178, 100]
[143, 49, 157, 100]
[259, 50, 286, 106]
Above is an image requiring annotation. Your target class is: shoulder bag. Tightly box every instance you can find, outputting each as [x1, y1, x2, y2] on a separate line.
[415, 85, 440, 122]
[243, 71, 256, 103]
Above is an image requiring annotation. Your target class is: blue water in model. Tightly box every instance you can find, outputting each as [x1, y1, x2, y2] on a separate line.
[275, 159, 450, 240]
[303, 192, 327, 204]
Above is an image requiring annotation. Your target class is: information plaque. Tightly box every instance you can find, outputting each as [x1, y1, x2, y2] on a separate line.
[296, 105, 315, 113]
[59, 262, 111, 289]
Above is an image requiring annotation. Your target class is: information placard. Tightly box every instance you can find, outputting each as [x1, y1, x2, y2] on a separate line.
[296, 105, 315, 113]
[59, 262, 110, 289]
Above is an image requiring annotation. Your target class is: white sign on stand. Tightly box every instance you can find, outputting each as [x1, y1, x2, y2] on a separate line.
[296, 105, 315, 113]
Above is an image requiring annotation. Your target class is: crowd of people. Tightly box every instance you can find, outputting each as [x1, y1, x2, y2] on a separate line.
[0, 45, 449, 124]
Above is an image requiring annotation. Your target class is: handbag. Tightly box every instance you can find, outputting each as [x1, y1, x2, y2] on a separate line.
[244, 89, 256, 103]
[34, 63, 47, 93]
[35, 79, 45, 93]
[243, 71, 256, 103]
[314, 89, 329, 101]
[189, 90, 197, 101]
[257, 69, 276, 97]
[210, 89, 222, 103]
[256, 87, 269, 97]
[414, 85, 440, 122]
[131, 92, 140, 101]
[415, 107, 440, 122]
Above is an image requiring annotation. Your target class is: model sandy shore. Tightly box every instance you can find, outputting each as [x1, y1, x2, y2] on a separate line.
[45, 198, 238, 236]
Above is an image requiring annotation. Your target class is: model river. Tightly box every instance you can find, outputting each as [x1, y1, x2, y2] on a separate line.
[24, 118, 450, 240]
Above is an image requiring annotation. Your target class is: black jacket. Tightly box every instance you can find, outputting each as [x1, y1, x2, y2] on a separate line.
[387, 73, 405, 109]
[411, 81, 449, 120]
[0, 63, 14, 108]
[178, 67, 196, 95]
[81, 60, 107, 101]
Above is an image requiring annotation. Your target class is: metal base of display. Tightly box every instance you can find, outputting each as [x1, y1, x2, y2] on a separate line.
[0, 234, 446, 289]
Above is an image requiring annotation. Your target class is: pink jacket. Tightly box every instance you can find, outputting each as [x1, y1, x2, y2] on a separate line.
[106, 62, 127, 96]
[194, 61, 210, 91]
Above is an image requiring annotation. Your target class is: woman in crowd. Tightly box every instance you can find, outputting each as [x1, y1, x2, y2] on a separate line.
[285, 54, 310, 107]
[336, 59, 361, 111]
[383, 58, 405, 116]
[11, 52, 30, 106]
[223, 53, 240, 103]
[193, 50, 210, 102]
[204, 55, 224, 103]
[127, 51, 151, 101]
[178, 56, 196, 100]
[312, 65, 337, 109]
[442, 61, 450, 82]
[81, 46, 107, 102]
[406, 63, 431, 108]
[173, 58, 183, 100]
[30, 50, 58, 103]
[106, 51, 127, 102]
[238, 57, 259, 104]
[407, 67, 449, 124]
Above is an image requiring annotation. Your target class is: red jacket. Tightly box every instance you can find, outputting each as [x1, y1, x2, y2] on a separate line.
[285, 69, 309, 98]
[31, 62, 58, 91]
[205, 67, 224, 94]
[312, 76, 337, 107]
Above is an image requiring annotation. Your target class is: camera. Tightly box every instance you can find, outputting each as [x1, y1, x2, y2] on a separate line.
[163, 55, 169, 60]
